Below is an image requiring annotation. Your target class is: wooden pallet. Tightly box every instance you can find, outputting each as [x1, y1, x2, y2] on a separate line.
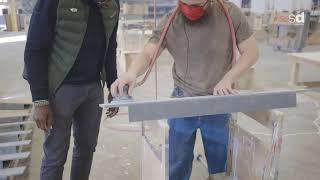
[0, 102, 34, 178]
[0, 99, 32, 106]
[0, 140, 31, 148]
[0, 167, 26, 177]
[0, 110, 31, 119]
[0, 152, 30, 177]
[0, 152, 30, 161]
[0, 121, 34, 128]
[0, 130, 32, 137]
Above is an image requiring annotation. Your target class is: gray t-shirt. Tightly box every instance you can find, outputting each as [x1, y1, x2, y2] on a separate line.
[149, 1, 253, 96]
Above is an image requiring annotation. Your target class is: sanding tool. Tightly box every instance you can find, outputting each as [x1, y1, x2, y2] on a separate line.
[110, 84, 133, 104]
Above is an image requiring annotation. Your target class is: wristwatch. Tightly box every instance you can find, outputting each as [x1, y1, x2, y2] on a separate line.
[33, 100, 50, 107]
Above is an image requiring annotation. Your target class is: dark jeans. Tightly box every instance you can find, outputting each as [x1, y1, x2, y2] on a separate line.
[169, 87, 230, 180]
[40, 82, 103, 180]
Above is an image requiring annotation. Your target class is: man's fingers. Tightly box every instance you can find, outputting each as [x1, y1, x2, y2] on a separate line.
[213, 89, 218, 96]
[44, 122, 48, 130]
[108, 111, 117, 118]
[228, 88, 237, 95]
[222, 89, 229, 95]
[39, 114, 50, 130]
[37, 118, 45, 130]
[106, 110, 113, 117]
[218, 89, 225, 96]
[43, 114, 49, 130]
[107, 108, 119, 118]
[41, 118, 47, 130]
[36, 118, 43, 129]
[106, 109, 113, 116]
[112, 108, 119, 117]
[111, 81, 119, 97]
[118, 81, 128, 96]
[215, 88, 238, 96]
[128, 83, 135, 95]
[34, 118, 41, 129]
[33, 113, 44, 130]
[110, 85, 115, 97]
[216, 89, 221, 96]
[46, 113, 53, 130]
[32, 106, 50, 131]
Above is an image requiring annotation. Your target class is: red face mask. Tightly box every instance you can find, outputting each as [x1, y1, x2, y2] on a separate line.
[179, 1, 207, 21]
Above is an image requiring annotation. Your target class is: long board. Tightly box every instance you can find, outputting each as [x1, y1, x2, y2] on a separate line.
[100, 90, 297, 122]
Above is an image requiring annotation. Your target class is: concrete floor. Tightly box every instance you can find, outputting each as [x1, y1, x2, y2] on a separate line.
[0, 31, 320, 180]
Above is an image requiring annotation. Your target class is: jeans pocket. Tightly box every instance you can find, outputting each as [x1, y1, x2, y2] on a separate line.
[171, 87, 180, 98]
[171, 87, 192, 98]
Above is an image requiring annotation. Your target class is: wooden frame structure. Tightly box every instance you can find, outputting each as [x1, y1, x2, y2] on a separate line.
[288, 52, 320, 87]
[226, 111, 284, 180]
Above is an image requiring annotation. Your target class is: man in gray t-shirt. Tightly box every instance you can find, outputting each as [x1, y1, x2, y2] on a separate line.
[112, 0, 259, 179]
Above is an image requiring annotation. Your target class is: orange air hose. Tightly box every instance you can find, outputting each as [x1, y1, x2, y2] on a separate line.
[216, 0, 237, 66]
[136, 0, 237, 87]
[136, 6, 180, 87]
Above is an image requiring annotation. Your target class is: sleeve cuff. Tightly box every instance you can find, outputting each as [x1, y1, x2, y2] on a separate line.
[148, 37, 161, 45]
[30, 87, 49, 102]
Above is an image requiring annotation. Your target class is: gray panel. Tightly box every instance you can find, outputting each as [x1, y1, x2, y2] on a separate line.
[0, 140, 31, 148]
[127, 90, 297, 122]
[0, 152, 30, 161]
[0, 130, 32, 137]
[0, 121, 33, 128]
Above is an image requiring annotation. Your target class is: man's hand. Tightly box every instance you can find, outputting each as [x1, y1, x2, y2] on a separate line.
[213, 77, 237, 96]
[32, 105, 52, 130]
[106, 92, 119, 118]
[111, 72, 137, 97]
[213, 36, 258, 96]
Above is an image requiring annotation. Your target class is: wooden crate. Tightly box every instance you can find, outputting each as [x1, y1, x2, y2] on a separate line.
[226, 111, 284, 180]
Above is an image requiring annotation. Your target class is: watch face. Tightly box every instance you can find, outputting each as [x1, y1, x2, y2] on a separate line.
[70, 8, 78, 13]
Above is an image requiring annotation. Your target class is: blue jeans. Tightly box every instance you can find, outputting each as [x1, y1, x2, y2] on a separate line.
[169, 87, 230, 180]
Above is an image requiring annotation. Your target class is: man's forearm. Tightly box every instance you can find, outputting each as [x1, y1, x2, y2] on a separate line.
[24, 0, 58, 101]
[127, 43, 160, 77]
[224, 50, 258, 82]
[224, 37, 259, 82]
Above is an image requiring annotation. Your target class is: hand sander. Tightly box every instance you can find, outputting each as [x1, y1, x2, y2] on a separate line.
[110, 84, 134, 105]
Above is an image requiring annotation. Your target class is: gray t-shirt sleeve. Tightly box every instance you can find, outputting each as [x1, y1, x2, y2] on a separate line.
[229, 3, 253, 45]
[148, 13, 170, 46]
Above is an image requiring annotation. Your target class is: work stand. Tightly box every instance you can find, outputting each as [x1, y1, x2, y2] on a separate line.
[101, 89, 297, 180]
